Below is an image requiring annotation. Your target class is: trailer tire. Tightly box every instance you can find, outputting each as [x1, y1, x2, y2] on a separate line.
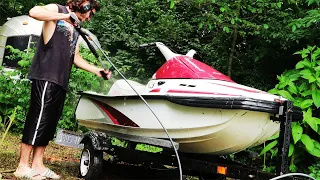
[79, 142, 103, 180]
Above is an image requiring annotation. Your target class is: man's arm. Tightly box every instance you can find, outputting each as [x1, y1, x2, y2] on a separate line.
[73, 41, 111, 79]
[29, 4, 70, 22]
[29, 4, 72, 44]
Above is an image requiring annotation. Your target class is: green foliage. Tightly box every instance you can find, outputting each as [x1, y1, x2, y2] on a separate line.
[262, 46, 320, 174]
[80, 0, 320, 91]
[167, 0, 175, 9]
[0, 46, 110, 132]
[259, 140, 277, 156]
[308, 163, 320, 179]
[290, 9, 320, 33]
[0, 0, 64, 24]
[111, 137, 128, 148]
[110, 137, 163, 153]
[0, 107, 17, 146]
[0, 46, 33, 132]
[2, 0, 320, 174]
[135, 144, 163, 153]
[2, 0, 319, 91]
[292, 123, 303, 144]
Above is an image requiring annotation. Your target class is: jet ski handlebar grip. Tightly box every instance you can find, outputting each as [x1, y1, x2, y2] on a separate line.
[139, 43, 156, 48]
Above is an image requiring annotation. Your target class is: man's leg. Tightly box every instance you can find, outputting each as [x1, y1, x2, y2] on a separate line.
[16, 143, 32, 171]
[28, 81, 65, 179]
[14, 80, 49, 179]
[31, 146, 46, 173]
[15, 143, 45, 179]
[31, 145, 60, 179]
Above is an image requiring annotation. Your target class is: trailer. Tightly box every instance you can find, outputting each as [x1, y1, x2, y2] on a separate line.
[56, 101, 304, 180]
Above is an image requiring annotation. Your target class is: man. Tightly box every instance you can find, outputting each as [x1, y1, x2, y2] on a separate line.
[13, 0, 110, 179]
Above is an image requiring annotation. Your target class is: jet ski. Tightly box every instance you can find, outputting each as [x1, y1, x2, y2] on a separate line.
[75, 42, 302, 155]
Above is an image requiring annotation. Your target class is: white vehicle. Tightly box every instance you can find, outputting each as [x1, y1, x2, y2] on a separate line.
[0, 15, 101, 71]
[76, 42, 303, 155]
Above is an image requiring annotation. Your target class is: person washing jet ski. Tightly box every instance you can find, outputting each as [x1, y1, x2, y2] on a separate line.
[13, 0, 111, 179]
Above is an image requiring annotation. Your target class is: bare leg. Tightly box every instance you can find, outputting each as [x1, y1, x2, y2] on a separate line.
[14, 143, 44, 179]
[32, 146, 60, 179]
[31, 146, 47, 173]
[18, 143, 33, 167]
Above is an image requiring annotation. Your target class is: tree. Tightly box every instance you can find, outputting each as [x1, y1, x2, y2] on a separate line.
[0, 0, 65, 24]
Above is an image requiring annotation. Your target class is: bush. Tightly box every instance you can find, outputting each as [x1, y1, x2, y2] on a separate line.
[0, 46, 112, 132]
[261, 46, 320, 176]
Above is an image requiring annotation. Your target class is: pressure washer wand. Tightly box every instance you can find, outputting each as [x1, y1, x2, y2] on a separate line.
[70, 13, 110, 79]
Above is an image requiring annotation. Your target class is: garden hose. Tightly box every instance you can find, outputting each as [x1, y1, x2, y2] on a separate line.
[269, 173, 316, 180]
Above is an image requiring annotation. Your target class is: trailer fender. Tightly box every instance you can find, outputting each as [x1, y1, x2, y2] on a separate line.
[80, 131, 111, 151]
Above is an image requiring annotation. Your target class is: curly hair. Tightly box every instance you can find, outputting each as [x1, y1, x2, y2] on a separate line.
[66, 0, 101, 12]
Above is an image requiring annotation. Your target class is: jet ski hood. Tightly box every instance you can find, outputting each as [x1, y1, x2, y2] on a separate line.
[153, 42, 233, 82]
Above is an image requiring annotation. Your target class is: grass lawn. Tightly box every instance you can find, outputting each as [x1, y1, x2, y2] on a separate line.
[0, 132, 198, 180]
[0, 132, 81, 180]
[0, 132, 231, 180]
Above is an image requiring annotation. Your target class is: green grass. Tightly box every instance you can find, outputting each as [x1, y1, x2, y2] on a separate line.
[0, 132, 216, 180]
[111, 137, 163, 153]
[0, 131, 81, 179]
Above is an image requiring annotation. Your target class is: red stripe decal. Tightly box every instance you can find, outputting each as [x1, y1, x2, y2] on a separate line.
[150, 88, 161, 92]
[91, 99, 139, 127]
[210, 82, 266, 93]
[95, 102, 120, 125]
[167, 90, 241, 96]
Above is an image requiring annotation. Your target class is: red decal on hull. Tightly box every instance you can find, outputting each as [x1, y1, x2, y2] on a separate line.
[92, 99, 139, 127]
[209, 82, 266, 93]
[94, 102, 120, 125]
[167, 90, 241, 96]
[150, 88, 161, 92]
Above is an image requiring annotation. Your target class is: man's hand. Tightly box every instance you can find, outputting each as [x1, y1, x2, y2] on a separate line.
[62, 13, 80, 27]
[68, 12, 82, 27]
[62, 13, 72, 23]
[95, 68, 112, 80]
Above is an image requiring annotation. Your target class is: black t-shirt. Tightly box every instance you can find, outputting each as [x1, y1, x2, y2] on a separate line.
[28, 4, 79, 90]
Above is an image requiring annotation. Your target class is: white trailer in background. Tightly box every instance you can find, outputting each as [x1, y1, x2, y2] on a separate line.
[0, 15, 101, 68]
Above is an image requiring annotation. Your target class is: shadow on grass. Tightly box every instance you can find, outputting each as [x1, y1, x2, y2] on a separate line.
[46, 160, 80, 180]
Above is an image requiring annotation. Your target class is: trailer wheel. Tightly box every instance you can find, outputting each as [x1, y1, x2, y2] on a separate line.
[79, 142, 103, 180]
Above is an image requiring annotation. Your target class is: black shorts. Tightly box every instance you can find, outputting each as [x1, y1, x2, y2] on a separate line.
[22, 80, 66, 146]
